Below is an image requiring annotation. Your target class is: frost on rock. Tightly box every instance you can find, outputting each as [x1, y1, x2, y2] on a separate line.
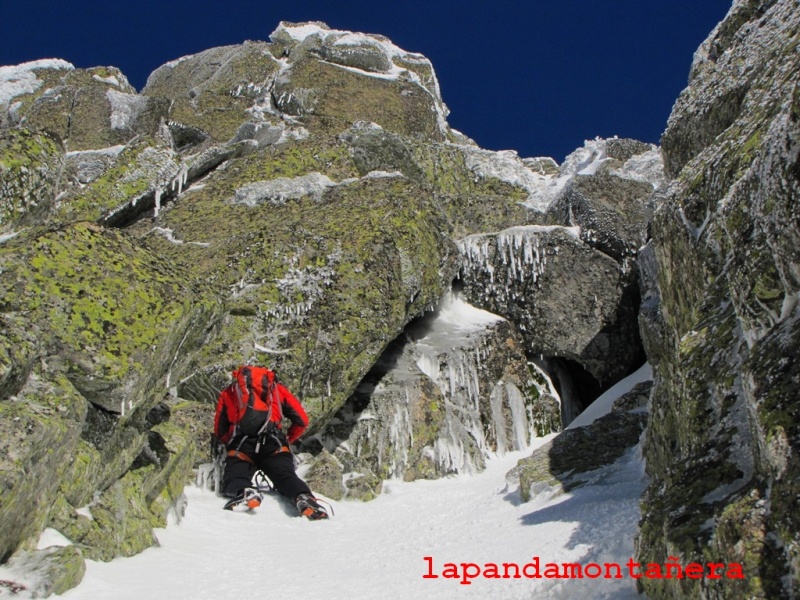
[270, 21, 450, 137]
[106, 90, 148, 130]
[610, 148, 665, 190]
[461, 146, 565, 212]
[255, 250, 339, 354]
[229, 172, 336, 206]
[0, 59, 74, 109]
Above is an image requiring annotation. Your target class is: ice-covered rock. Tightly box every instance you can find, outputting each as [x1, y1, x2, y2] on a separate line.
[458, 225, 643, 386]
[546, 138, 663, 265]
[318, 293, 559, 487]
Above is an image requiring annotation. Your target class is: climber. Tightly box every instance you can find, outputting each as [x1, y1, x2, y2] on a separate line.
[213, 365, 329, 520]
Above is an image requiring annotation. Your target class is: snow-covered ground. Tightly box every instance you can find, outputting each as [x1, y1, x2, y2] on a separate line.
[50, 428, 647, 599]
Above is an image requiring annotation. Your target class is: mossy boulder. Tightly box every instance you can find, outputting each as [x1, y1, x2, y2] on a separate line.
[134, 138, 456, 429]
[340, 124, 540, 236]
[0, 222, 219, 414]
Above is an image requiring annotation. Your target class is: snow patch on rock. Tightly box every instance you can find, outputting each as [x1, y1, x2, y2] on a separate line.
[0, 59, 74, 107]
[230, 172, 336, 206]
[106, 89, 147, 130]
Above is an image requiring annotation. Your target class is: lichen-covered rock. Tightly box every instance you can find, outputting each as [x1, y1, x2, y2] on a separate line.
[269, 22, 448, 140]
[637, 1, 800, 597]
[0, 222, 220, 566]
[0, 222, 219, 414]
[55, 137, 182, 224]
[303, 449, 345, 501]
[1, 546, 85, 598]
[510, 410, 647, 502]
[143, 42, 279, 143]
[339, 124, 540, 236]
[2, 61, 166, 152]
[458, 225, 643, 386]
[0, 369, 86, 562]
[1, 59, 76, 129]
[0, 128, 62, 232]
[135, 139, 456, 429]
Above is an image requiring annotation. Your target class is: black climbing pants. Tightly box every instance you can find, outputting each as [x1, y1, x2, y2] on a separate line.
[222, 448, 311, 502]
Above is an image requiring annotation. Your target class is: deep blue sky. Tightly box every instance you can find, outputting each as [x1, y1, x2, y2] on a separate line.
[2, 1, 732, 162]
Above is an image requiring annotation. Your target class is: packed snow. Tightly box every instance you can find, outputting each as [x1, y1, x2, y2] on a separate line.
[47, 439, 646, 600]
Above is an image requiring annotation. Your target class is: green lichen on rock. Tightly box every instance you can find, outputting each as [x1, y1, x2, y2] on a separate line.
[143, 41, 279, 143]
[136, 140, 455, 428]
[304, 449, 346, 500]
[56, 137, 180, 223]
[0, 369, 86, 562]
[637, 0, 800, 597]
[274, 54, 443, 140]
[3, 546, 86, 597]
[0, 222, 213, 411]
[340, 124, 538, 236]
[13, 65, 165, 152]
[0, 128, 63, 231]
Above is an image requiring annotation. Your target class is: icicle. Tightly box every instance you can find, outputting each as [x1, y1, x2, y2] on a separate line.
[154, 187, 162, 217]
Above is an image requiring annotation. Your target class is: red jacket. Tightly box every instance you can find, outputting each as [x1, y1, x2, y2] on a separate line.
[214, 378, 309, 445]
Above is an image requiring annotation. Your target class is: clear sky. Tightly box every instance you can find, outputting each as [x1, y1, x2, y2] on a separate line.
[1, 0, 733, 162]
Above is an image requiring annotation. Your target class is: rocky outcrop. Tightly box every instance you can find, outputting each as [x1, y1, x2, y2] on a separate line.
[1, 59, 166, 151]
[0, 222, 219, 566]
[0, 19, 659, 595]
[636, 1, 800, 598]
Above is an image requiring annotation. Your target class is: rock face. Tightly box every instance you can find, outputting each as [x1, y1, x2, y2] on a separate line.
[0, 19, 659, 595]
[636, 1, 800, 598]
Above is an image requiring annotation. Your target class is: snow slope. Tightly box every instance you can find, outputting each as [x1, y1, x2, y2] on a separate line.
[48, 445, 647, 599]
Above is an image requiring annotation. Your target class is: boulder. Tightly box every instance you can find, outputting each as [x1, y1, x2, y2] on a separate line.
[142, 42, 280, 143]
[0, 546, 85, 598]
[510, 409, 647, 502]
[458, 225, 643, 386]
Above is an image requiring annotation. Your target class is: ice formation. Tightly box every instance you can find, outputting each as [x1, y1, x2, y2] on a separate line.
[458, 224, 579, 288]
